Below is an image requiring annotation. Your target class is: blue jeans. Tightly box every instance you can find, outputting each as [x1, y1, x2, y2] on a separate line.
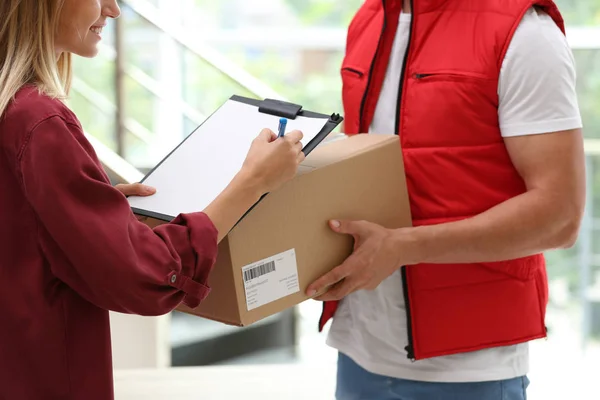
[336, 353, 530, 400]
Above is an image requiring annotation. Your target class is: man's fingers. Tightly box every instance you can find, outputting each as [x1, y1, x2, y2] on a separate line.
[313, 280, 345, 301]
[306, 261, 353, 297]
[329, 219, 368, 236]
[314, 278, 362, 301]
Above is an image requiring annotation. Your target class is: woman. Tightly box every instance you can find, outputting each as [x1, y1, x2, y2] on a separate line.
[0, 1, 304, 399]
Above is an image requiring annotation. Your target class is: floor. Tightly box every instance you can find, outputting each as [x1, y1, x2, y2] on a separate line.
[212, 301, 600, 398]
[117, 301, 600, 399]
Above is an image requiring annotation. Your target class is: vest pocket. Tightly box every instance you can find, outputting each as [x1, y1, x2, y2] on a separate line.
[342, 66, 365, 78]
[413, 71, 493, 82]
[341, 65, 367, 132]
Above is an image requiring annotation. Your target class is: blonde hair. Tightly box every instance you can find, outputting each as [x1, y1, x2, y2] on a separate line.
[0, 0, 72, 118]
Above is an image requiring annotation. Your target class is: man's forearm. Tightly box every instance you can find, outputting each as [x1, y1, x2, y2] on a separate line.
[400, 188, 582, 265]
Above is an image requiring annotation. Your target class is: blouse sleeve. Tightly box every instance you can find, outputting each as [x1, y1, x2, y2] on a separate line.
[18, 115, 219, 315]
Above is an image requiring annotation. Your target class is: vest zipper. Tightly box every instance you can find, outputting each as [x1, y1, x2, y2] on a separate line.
[397, 0, 416, 361]
[401, 266, 415, 361]
[358, 0, 387, 132]
[394, 0, 414, 135]
[356, 0, 416, 360]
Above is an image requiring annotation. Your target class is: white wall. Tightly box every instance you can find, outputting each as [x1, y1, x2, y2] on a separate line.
[110, 312, 171, 369]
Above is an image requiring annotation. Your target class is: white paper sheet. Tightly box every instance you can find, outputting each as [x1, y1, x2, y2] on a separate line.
[127, 99, 331, 218]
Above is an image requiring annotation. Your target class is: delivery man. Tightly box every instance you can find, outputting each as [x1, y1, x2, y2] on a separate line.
[306, 0, 585, 399]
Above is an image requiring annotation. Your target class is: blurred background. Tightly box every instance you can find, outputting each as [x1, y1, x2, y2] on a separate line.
[71, 1, 600, 399]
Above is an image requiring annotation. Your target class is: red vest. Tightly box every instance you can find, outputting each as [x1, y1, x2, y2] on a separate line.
[320, 0, 565, 360]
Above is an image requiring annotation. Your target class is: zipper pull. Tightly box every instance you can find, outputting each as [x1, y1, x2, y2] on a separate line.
[404, 345, 416, 362]
[414, 73, 433, 79]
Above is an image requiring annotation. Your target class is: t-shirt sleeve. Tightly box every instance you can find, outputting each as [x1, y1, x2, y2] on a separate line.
[498, 7, 583, 137]
[18, 115, 219, 315]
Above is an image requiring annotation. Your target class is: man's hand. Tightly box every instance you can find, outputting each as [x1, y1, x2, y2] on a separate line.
[114, 183, 156, 197]
[306, 220, 408, 301]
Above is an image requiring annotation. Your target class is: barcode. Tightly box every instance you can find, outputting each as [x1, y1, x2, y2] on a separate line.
[244, 261, 276, 282]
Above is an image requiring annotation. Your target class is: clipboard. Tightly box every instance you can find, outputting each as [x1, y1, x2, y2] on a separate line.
[127, 95, 343, 222]
[235, 95, 343, 154]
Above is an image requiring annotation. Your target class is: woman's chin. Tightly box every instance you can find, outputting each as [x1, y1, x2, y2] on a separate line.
[73, 46, 100, 59]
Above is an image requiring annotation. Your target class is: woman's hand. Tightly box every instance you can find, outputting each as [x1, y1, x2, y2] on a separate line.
[114, 183, 156, 197]
[203, 128, 304, 242]
[238, 128, 305, 195]
[115, 183, 156, 222]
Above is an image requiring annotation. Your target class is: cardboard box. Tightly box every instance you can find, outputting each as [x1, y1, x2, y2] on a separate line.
[141, 134, 412, 326]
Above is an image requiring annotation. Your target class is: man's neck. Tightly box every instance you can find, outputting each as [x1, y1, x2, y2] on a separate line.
[403, 0, 412, 13]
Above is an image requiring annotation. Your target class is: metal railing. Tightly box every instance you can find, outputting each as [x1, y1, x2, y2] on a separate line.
[71, 0, 286, 157]
[120, 0, 286, 102]
[86, 132, 144, 184]
[96, 44, 207, 128]
[71, 77, 155, 145]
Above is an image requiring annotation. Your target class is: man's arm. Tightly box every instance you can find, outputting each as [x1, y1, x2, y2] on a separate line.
[306, 7, 585, 300]
[307, 129, 585, 300]
[405, 127, 585, 264]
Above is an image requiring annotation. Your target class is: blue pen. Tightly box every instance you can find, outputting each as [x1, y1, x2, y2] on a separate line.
[278, 118, 287, 138]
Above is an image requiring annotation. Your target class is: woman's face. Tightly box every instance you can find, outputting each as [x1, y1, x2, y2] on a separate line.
[56, 0, 120, 57]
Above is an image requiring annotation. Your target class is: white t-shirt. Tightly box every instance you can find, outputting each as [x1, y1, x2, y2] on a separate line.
[327, 7, 583, 383]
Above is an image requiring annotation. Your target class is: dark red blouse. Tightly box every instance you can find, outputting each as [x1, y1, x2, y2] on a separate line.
[0, 86, 219, 399]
